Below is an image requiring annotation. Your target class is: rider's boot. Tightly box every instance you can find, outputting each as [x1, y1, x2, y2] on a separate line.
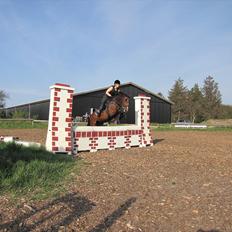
[95, 108, 102, 116]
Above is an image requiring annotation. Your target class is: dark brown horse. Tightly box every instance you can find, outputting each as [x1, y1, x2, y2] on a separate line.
[88, 92, 130, 126]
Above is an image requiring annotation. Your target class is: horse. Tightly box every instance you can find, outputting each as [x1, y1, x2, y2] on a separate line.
[88, 92, 130, 126]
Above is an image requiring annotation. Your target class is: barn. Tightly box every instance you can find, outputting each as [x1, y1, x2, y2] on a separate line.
[3, 82, 173, 124]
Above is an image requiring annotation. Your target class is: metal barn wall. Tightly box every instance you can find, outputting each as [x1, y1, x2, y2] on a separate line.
[4, 84, 172, 124]
[119, 85, 172, 124]
[30, 101, 50, 120]
[72, 91, 103, 118]
[4, 101, 49, 120]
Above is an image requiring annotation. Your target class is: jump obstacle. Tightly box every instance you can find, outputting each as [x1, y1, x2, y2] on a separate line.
[46, 83, 153, 154]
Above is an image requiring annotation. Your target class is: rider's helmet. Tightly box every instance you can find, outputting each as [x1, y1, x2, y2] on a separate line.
[114, 80, 120, 85]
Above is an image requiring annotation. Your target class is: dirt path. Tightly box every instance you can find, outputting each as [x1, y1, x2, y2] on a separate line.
[0, 130, 232, 232]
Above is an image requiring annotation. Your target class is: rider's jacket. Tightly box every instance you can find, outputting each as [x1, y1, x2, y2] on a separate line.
[110, 85, 120, 97]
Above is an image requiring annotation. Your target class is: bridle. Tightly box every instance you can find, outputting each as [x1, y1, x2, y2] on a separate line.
[107, 96, 129, 113]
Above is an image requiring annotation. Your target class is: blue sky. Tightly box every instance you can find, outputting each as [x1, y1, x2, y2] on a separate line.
[0, 0, 231, 106]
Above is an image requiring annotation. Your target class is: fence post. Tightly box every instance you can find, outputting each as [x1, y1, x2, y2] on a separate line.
[46, 83, 75, 154]
[134, 95, 153, 146]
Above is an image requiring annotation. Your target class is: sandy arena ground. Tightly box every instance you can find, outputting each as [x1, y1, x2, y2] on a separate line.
[0, 129, 232, 232]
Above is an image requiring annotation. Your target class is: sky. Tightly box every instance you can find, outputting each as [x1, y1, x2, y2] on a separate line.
[0, 0, 232, 106]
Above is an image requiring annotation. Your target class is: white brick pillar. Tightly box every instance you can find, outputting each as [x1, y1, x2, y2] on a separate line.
[134, 95, 153, 146]
[46, 83, 75, 154]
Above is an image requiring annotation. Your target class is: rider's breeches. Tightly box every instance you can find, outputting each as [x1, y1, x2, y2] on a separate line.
[99, 95, 109, 111]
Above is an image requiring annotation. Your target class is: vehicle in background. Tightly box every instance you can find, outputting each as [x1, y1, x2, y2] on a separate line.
[175, 119, 192, 124]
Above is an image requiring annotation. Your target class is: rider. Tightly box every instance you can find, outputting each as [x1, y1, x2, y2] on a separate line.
[97, 80, 121, 114]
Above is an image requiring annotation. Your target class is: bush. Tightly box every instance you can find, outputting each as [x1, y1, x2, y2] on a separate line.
[0, 110, 6, 118]
[12, 110, 28, 119]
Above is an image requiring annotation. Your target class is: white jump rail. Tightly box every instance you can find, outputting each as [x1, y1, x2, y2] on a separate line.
[174, 124, 207, 129]
[0, 136, 41, 147]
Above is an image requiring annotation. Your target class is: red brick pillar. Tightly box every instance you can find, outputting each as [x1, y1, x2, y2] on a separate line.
[134, 95, 153, 146]
[46, 83, 74, 154]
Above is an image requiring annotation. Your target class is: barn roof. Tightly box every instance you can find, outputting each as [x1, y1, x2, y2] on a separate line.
[4, 82, 173, 109]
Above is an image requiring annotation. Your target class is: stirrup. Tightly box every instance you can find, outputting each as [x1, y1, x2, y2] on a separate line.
[95, 109, 101, 115]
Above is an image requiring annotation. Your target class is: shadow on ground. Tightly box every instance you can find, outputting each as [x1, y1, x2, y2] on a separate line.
[0, 194, 137, 232]
[0, 192, 95, 232]
[88, 197, 136, 232]
[197, 229, 221, 232]
[153, 138, 165, 145]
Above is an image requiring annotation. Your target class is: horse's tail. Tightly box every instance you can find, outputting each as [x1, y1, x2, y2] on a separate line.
[87, 114, 90, 126]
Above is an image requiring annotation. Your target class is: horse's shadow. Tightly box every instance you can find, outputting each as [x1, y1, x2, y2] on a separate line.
[88, 197, 136, 232]
[0, 193, 137, 232]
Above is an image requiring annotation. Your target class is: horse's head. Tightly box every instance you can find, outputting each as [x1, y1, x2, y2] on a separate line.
[114, 92, 130, 113]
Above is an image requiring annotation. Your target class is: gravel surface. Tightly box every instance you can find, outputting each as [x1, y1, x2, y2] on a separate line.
[0, 129, 232, 232]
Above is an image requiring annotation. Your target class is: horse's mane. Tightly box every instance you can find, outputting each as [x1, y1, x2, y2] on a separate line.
[120, 92, 130, 98]
[111, 92, 130, 105]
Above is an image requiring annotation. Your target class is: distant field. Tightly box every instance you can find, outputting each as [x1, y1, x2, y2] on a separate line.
[151, 123, 232, 132]
[206, 119, 232, 127]
[0, 119, 48, 129]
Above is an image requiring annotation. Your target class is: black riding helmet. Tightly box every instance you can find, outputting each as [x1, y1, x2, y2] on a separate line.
[114, 80, 120, 85]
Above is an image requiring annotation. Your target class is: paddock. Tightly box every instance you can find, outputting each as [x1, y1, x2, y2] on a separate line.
[1, 129, 232, 232]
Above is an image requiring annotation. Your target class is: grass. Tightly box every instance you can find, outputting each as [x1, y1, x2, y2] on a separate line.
[0, 120, 48, 129]
[151, 123, 232, 132]
[0, 142, 84, 201]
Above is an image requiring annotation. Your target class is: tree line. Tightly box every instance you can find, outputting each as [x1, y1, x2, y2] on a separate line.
[168, 76, 232, 123]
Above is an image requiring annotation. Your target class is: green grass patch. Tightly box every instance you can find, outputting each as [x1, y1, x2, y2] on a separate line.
[151, 124, 232, 132]
[0, 142, 84, 201]
[0, 120, 48, 129]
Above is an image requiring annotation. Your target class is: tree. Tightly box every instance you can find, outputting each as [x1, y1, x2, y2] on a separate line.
[0, 90, 8, 118]
[157, 92, 164, 98]
[220, 104, 232, 119]
[189, 84, 204, 123]
[202, 76, 222, 119]
[0, 90, 8, 108]
[168, 78, 189, 122]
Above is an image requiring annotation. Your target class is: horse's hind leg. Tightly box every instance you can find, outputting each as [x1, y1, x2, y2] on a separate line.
[87, 116, 90, 126]
[88, 113, 98, 126]
[96, 121, 104, 126]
